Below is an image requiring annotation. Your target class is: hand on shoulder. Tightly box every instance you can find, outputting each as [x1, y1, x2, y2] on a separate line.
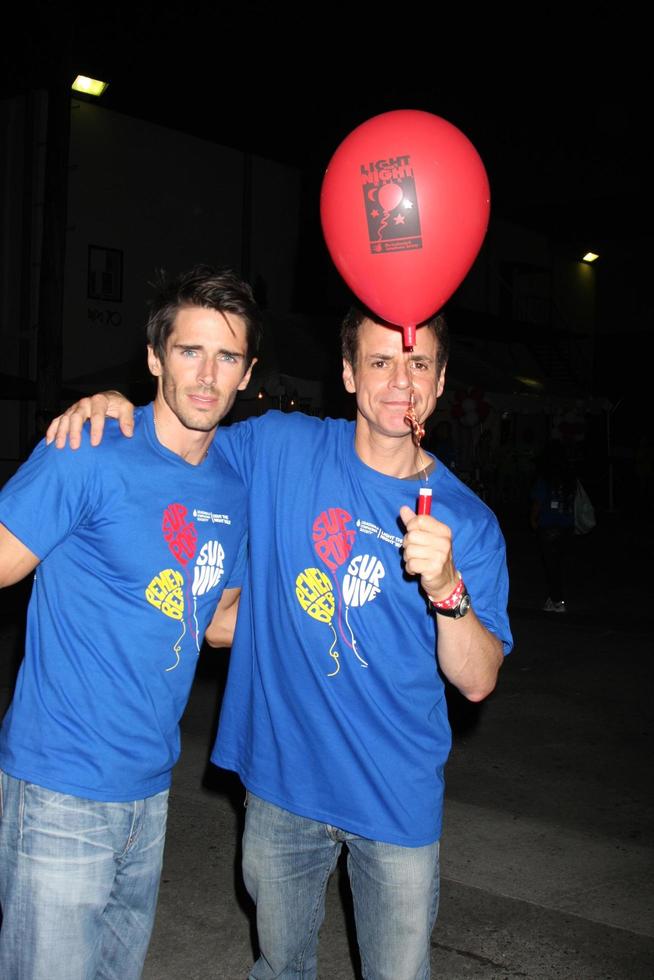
[46, 392, 135, 449]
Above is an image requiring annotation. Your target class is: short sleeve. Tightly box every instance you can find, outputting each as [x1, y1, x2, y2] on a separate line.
[452, 513, 513, 656]
[0, 436, 98, 560]
[217, 414, 289, 489]
[225, 532, 247, 590]
[216, 420, 259, 488]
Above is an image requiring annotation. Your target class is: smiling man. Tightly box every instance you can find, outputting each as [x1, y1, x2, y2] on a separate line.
[0, 266, 260, 979]
[45, 305, 511, 980]
[214, 311, 510, 980]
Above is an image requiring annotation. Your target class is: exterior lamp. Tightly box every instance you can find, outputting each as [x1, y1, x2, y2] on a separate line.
[71, 76, 109, 97]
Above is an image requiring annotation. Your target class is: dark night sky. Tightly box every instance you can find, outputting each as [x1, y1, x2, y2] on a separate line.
[9, 1, 652, 247]
[5, 1, 652, 406]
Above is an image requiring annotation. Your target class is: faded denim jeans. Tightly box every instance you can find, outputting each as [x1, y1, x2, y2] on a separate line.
[0, 770, 168, 980]
[243, 792, 440, 980]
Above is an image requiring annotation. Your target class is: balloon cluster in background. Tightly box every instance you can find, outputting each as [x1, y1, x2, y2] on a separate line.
[450, 387, 491, 428]
[321, 110, 490, 347]
[551, 405, 586, 443]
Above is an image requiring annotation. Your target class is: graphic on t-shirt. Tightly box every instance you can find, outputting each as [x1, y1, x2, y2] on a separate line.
[193, 509, 232, 525]
[295, 568, 340, 676]
[146, 502, 226, 671]
[312, 508, 356, 572]
[356, 519, 403, 548]
[145, 569, 184, 620]
[163, 502, 197, 566]
[300, 508, 388, 675]
[342, 555, 384, 609]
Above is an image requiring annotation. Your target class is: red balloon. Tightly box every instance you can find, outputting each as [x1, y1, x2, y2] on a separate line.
[321, 110, 490, 347]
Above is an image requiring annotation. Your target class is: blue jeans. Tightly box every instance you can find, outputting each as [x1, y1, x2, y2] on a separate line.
[242, 793, 440, 980]
[0, 770, 168, 980]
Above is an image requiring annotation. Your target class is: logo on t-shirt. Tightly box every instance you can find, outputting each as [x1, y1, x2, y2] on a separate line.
[356, 518, 403, 548]
[193, 509, 232, 525]
[295, 507, 390, 678]
[145, 502, 226, 671]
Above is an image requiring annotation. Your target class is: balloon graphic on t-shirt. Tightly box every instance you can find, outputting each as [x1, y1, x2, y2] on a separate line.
[145, 568, 187, 671]
[311, 509, 355, 572]
[310, 508, 369, 667]
[147, 503, 224, 674]
[146, 569, 185, 619]
[295, 568, 340, 676]
[152, 503, 200, 671]
[187, 539, 227, 661]
[162, 503, 197, 567]
[339, 553, 386, 669]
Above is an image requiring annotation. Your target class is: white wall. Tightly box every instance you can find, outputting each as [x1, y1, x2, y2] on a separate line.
[63, 100, 301, 382]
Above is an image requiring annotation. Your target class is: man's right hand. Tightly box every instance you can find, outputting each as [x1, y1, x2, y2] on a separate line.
[45, 391, 135, 449]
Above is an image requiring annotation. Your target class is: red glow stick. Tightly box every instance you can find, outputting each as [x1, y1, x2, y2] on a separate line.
[418, 487, 432, 515]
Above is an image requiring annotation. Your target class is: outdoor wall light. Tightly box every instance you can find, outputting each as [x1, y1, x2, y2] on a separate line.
[514, 376, 544, 390]
[71, 76, 109, 97]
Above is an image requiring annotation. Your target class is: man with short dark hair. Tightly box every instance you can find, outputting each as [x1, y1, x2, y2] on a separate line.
[0, 266, 260, 979]
[46, 307, 511, 980]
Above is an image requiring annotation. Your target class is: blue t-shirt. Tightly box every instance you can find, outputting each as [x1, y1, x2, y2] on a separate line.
[0, 404, 246, 802]
[211, 412, 512, 846]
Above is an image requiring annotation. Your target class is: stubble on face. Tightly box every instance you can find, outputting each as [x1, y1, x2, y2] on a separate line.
[343, 319, 444, 441]
[160, 370, 226, 432]
[148, 307, 254, 444]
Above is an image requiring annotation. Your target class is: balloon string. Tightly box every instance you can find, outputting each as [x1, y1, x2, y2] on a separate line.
[335, 579, 354, 650]
[192, 596, 200, 653]
[167, 620, 186, 672]
[327, 624, 340, 677]
[345, 606, 368, 667]
[417, 450, 431, 487]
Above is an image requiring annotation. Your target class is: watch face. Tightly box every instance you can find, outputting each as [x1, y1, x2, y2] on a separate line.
[456, 594, 471, 618]
[433, 589, 471, 618]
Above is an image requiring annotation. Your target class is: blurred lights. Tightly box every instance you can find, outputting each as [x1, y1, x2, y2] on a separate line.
[72, 76, 108, 97]
[514, 376, 544, 390]
[582, 252, 599, 263]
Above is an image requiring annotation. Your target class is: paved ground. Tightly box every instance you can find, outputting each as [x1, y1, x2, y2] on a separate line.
[1, 506, 652, 978]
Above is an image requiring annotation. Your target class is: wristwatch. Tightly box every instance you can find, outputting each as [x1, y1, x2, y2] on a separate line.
[429, 574, 471, 619]
[432, 587, 471, 619]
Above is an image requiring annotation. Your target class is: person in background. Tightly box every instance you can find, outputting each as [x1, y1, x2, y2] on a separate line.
[530, 440, 576, 613]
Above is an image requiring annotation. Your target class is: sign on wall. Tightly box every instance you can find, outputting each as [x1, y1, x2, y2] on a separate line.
[88, 245, 123, 302]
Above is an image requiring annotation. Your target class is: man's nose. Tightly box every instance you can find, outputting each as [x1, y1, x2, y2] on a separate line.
[391, 359, 411, 388]
[197, 358, 217, 386]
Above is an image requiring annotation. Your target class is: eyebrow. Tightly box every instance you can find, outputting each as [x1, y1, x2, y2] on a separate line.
[367, 351, 434, 362]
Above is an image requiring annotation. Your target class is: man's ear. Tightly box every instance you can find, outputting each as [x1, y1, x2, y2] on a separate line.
[342, 358, 356, 394]
[436, 363, 446, 399]
[237, 357, 257, 392]
[147, 346, 163, 378]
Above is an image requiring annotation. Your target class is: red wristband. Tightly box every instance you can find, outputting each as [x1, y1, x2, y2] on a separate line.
[429, 574, 466, 610]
